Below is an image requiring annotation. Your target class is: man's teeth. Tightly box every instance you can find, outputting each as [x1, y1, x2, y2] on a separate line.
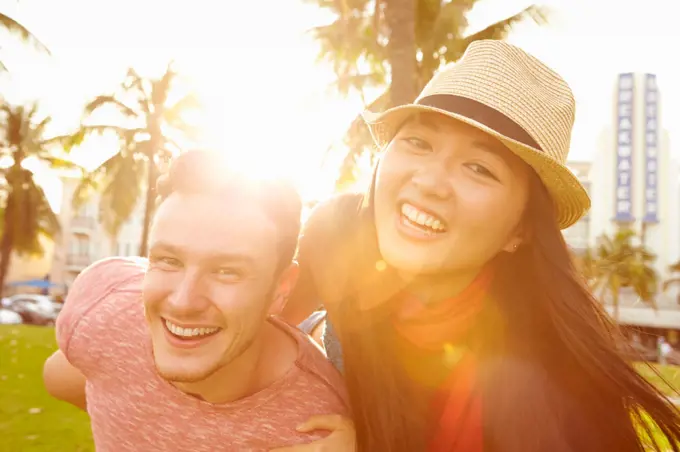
[400, 203, 446, 232]
[165, 319, 220, 338]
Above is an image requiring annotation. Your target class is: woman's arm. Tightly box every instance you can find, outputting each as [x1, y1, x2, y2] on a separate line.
[281, 260, 322, 326]
[282, 193, 364, 326]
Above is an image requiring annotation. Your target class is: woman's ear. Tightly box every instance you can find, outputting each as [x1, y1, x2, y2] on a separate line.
[503, 221, 531, 253]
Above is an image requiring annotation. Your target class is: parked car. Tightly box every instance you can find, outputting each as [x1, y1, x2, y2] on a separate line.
[0, 308, 22, 324]
[4, 294, 59, 326]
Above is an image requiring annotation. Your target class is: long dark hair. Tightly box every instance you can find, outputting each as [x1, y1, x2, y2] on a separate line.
[292, 169, 680, 451]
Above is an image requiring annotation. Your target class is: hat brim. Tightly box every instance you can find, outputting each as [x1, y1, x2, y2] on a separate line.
[362, 104, 591, 230]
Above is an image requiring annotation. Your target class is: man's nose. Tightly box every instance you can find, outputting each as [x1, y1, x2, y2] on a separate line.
[166, 270, 208, 315]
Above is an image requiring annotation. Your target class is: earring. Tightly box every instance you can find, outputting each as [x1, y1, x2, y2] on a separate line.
[513, 244, 519, 251]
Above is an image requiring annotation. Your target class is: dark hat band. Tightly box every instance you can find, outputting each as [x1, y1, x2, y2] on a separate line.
[416, 94, 542, 151]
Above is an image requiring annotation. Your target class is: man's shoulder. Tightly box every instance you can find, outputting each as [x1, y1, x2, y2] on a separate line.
[56, 257, 146, 368]
[62, 256, 146, 320]
[273, 318, 348, 408]
[72, 257, 147, 291]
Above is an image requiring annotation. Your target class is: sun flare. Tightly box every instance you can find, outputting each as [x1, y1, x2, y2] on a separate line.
[3, 0, 367, 212]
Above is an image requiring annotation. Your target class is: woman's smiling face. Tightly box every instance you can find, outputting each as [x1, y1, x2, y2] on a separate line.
[373, 113, 531, 278]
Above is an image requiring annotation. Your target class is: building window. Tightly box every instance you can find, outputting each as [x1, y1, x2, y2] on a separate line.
[70, 234, 90, 256]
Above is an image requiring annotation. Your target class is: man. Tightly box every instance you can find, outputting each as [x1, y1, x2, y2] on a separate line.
[43, 150, 348, 451]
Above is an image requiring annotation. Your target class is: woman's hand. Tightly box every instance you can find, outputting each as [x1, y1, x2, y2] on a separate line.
[269, 414, 356, 452]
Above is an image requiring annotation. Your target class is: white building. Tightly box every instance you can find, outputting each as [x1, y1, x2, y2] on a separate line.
[562, 72, 680, 309]
[562, 160, 592, 253]
[50, 175, 146, 288]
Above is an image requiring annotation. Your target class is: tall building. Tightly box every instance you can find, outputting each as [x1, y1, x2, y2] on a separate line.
[562, 73, 680, 306]
[50, 176, 146, 288]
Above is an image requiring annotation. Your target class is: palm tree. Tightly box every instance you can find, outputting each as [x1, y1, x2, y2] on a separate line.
[587, 229, 658, 321]
[0, 12, 50, 71]
[0, 102, 76, 297]
[71, 63, 200, 256]
[576, 248, 597, 283]
[309, 0, 548, 186]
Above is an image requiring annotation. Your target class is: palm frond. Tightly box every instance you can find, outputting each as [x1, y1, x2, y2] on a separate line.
[72, 172, 100, 211]
[332, 89, 389, 188]
[0, 13, 50, 54]
[458, 5, 549, 52]
[123, 68, 147, 92]
[307, 0, 549, 181]
[310, 14, 386, 88]
[163, 93, 201, 123]
[663, 278, 680, 292]
[39, 155, 81, 170]
[98, 151, 145, 238]
[4, 167, 59, 256]
[70, 64, 204, 247]
[32, 115, 52, 138]
[586, 227, 659, 309]
[122, 68, 152, 115]
[151, 63, 178, 111]
[51, 125, 143, 152]
[84, 95, 139, 118]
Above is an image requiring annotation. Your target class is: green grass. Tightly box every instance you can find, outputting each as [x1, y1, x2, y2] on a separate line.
[2, 324, 680, 451]
[634, 362, 680, 451]
[0, 325, 94, 452]
[636, 362, 680, 398]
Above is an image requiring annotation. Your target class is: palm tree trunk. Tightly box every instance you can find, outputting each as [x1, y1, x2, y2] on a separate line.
[0, 195, 15, 298]
[385, 0, 417, 107]
[110, 235, 117, 256]
[138, 158, 157, 257]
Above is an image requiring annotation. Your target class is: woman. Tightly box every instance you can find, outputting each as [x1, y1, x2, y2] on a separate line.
[275, 40, 680, 451]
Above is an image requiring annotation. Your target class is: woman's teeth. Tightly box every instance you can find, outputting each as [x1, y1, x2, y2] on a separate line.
[165, 319, 221, 338]
[400, 203, 447, 232]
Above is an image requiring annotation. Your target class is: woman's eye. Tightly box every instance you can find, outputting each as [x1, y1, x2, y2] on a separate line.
[402, 137, 433, 153]
[466, 163, 499, 181]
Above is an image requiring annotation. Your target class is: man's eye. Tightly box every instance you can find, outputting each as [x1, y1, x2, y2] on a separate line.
[150, 256, 182, 269]
[214, 268, 243, 282]
[216, 268, 239, 276]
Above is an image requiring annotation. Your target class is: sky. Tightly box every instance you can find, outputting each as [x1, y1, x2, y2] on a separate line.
[1, 0, 680, 212]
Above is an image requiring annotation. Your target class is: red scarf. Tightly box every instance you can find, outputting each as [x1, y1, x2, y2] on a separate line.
[392, 266, 494, 452]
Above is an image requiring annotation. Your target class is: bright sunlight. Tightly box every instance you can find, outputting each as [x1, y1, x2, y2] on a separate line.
[0, 0, 368, 210]
[4, 0, 680, 213]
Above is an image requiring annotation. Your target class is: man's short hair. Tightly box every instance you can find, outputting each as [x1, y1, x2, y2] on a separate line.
[155, 150, 302, 275]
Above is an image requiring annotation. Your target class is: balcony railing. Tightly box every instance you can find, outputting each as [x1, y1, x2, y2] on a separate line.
[70, 216, 96, 230]
[66, 254, 91, 268]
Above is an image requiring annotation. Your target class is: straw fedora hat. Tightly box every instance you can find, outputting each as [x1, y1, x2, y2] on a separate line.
[362, 39, 590, 229]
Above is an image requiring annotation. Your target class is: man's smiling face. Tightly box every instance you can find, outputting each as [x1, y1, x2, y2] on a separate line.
[142, 191, 281, 384]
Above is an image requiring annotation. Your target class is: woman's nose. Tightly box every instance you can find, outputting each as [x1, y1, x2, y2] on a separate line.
[411, 158, 453, 200]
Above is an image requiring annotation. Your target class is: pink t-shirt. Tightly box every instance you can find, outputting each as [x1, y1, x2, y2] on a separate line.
[56, 257, 348, 452]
